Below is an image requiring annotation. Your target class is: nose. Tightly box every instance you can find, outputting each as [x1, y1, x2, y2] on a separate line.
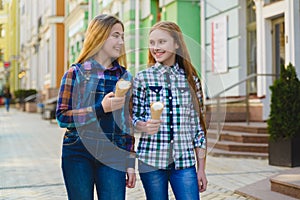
[119, 35, 124, 44]
[154, 43, 160, 52]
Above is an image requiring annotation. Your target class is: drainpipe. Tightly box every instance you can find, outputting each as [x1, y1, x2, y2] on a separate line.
[200, 0, 206, 98]
[88, 0, 92, 21]
[135, 0, 140, 73]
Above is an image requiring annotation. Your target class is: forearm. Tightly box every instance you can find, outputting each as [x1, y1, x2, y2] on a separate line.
[195, 147, 206, 171]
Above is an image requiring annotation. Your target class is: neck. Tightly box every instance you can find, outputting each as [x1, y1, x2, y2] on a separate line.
[94, 52, 113, 69]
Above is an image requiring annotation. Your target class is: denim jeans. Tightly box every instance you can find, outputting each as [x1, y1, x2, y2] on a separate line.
[62, 135, 126, 200]
[4, 98, 10, 111]
[139, 161, 200, 200]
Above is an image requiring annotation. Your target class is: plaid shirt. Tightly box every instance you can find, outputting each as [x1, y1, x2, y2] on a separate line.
[56, 59, 135, 162]
[132, 62, 206, 170]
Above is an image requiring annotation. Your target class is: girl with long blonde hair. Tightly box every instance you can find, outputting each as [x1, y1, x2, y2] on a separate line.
[56, 14, 136, 200]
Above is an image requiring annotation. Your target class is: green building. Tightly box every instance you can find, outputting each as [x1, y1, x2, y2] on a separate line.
[95, 0, 201, 74]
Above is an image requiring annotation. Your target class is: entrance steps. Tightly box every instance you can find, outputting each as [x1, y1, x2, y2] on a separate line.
[207, 122, 269, 159]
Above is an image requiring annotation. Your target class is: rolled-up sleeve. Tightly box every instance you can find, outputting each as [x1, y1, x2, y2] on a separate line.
[190, 77, 206, 149]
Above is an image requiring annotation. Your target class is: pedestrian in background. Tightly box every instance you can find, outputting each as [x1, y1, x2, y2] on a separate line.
[3, 88, 12, 112]
[56, 14, 136, 200]
[132, 21, 208, 200]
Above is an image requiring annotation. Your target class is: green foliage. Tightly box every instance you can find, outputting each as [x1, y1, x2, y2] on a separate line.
[14, 89, 37, 99]
[267, 63, 300, 141]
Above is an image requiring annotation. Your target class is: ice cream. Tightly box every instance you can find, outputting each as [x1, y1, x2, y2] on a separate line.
[115, 79, 131, 97]
[151, 102, 164, 120]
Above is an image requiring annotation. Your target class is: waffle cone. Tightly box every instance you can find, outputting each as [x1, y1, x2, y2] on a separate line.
[151, 102, 164, 120]
[115, 79, 131, 97]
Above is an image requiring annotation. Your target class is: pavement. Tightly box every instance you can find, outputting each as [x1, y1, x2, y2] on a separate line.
[0, 108, 291, 200]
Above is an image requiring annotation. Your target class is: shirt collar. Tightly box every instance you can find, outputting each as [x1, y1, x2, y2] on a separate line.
[87, 58, 122, 72]
[153, 62, 184, 77]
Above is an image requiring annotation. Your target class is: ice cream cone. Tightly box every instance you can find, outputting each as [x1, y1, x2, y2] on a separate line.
[151, 102, 164, 120]
[115, 79, 131, 97]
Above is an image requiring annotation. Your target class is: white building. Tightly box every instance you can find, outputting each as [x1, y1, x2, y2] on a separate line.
[201, 0, 300, 120]
[19, 0, 64, 100]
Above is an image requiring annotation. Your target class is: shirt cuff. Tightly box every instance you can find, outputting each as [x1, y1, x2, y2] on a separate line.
[93, 104, 106, 119]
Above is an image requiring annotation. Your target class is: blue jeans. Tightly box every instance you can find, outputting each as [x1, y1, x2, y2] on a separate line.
[62, 135, 126, 200]
[4, 98, 10, 111]
[139, 161, 200, 200]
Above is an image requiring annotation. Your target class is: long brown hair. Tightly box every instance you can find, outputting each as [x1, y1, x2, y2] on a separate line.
[148, 21, 207, 137]
[76, 14, 127, 68]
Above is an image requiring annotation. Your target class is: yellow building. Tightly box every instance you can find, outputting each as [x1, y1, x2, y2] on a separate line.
[7, 0, 20, 93]
[0, 0, 20, 95]
[0, 0, 9, 94]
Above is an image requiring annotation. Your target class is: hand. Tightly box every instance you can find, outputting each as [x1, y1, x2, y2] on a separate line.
[136, 119, 161, 135]
[101, 92, 125, 113]
[197, 169, 208, 192]
[126, 168, 136, 188]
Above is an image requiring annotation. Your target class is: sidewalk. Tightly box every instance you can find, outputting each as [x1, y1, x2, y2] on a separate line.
[0, 108, 289, 199]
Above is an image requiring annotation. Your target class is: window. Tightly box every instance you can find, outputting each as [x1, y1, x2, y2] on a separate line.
[0, 49, 4, 61]
[0, 24, 5, 38]
[270, 0, 282, 3]
[0, 0, 3, 10]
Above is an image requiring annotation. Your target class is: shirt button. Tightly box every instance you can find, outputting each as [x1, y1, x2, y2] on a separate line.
[169, 97, 172, 100]
[170, 111, 173, 114]
[170, 140, 174, 143]
[170, 125, 173, 129]
[155, 89, 158, 92]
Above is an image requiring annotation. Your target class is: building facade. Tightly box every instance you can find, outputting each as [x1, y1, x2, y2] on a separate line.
[202, 0, 300, 120]
[19, 0, 64, 100]
[0, 0, 9, 95]
[65, 0, 202, 75]
[6, 0, 20, 94]
[16, 0, 300, 120]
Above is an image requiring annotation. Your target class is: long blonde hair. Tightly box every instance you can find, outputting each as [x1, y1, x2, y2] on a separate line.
[148, 21, 207, 136]
[76, 14, 127, 68]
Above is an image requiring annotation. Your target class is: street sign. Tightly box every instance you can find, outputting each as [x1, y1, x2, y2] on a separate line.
[4, 62, 11, 68]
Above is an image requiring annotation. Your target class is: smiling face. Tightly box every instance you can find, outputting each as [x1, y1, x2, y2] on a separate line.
[149, 29, 179, 66]
[100, 23, 124, 60]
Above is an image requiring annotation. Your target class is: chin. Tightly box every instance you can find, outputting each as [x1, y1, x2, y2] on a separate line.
[155, 58, 164, 63]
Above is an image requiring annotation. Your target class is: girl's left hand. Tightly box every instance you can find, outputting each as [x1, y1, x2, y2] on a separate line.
[126, 168, 136, 188]
[197, 169, 208, 192]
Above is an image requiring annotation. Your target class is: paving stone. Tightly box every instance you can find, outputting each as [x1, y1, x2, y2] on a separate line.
[0, 108, 288, 199]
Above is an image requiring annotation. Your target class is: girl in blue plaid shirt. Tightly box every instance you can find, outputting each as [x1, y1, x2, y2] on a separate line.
[132, 21, 208, 200]
[56, 15, 136, 200]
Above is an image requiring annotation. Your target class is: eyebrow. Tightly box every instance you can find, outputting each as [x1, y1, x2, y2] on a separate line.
[112, 31, 124, 36]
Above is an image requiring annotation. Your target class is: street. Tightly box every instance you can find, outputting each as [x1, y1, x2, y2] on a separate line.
[0, 108, 287, 200]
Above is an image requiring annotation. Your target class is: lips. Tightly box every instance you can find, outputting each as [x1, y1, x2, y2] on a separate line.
[114, 47, 121, 51]
[154, 51, 165, 57]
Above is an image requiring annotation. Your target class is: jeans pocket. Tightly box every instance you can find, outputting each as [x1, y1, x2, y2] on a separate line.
[63, 132, 80, 146]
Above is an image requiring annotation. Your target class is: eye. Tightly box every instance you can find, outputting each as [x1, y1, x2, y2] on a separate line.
[111, 33, 119, 38]
[149, 40, 155, 46]
[159, 39, 166, 44]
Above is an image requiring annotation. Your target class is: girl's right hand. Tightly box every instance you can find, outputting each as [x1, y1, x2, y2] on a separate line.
[136, 119, 161, 135]
[102, 92, 125, 113]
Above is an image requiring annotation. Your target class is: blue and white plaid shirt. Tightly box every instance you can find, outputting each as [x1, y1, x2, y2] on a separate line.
[132, 62, 206, 170]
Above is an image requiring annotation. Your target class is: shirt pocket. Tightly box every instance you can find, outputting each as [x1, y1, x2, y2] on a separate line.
[148, 86, 164, 103]
[176, 87, 191, 105]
